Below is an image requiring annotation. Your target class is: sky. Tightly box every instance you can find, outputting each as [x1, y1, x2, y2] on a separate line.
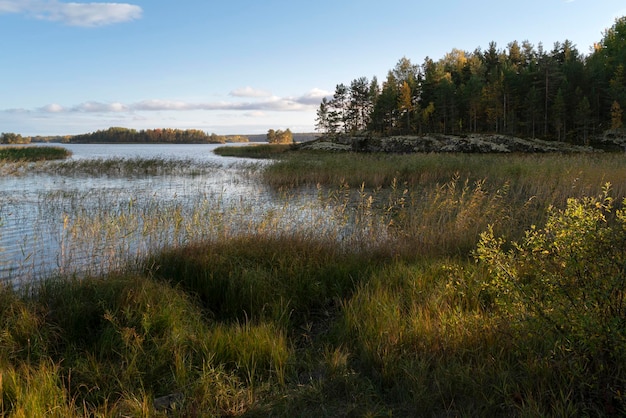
[1, 0, 625, 136]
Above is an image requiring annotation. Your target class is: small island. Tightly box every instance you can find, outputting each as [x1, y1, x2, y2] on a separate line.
[0, 127, 250, 145]
[0, 146, 72, 161]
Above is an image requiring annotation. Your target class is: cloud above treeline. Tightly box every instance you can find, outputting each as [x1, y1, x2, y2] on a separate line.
[229, 87, 272, 98]
[7, 88, 331, 114]
[0, 0, 142, 27]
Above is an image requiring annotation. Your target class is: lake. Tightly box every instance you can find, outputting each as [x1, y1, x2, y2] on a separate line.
[0, 143, 294, 285]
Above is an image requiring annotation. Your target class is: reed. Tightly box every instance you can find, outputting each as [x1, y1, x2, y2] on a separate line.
[263, 151, 626, 196]
[39, 156, 224, 177]
[213, 143, 293, 158]
[0, 146, 71, 162]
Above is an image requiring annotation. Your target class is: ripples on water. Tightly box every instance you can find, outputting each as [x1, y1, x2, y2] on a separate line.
[0, 144, 274, 285]
[0, 143, 365, 286]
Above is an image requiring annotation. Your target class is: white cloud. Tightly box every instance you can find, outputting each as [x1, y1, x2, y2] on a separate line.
[0, 1, 23, 13]
[132, 99, 239, 112]
[130, 94, 318, 113]
[292, 88, 332, 105]
[5, 107, 32, 114]
[27, 89, 327, 117]
[230, 86, 272, 98]
[133, 99, 194, 111]
[73, 101, 129, 112]
[244, 111, 266, 118]
[0, 0, 142, 27]
[40, 103, 65, 112]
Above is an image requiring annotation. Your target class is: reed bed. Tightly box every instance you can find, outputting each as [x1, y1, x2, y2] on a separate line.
[263, 150, 626, 194]
[0, 156, 237, 178]
[2, 151, 626, 416]
[0, 146, 71, 162]
[38, 156, 226, 177]
[213, 143, 293, 159]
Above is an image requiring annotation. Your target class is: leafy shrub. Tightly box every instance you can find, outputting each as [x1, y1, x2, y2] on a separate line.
[476, 184, 626, 411]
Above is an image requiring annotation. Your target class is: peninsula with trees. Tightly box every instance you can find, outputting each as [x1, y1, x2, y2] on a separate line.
[312, 16, 626, 153]
[0, 128, 250, 145]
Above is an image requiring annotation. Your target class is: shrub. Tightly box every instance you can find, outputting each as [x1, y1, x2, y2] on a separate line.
[476, 183, 626, 412]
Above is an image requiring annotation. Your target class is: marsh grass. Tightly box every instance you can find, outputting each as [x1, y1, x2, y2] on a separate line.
[3, 151, 626, 416]
[214, 143, 293, 159]
[146, 235, 379, 326]
[264, 151, 626, 196]
[0, 146, 71, 162]
[41, 156, 223, 177]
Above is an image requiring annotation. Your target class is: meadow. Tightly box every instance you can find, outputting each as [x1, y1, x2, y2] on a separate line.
[2, 146, 626, 416]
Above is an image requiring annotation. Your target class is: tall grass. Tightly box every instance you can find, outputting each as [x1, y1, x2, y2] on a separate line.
[214, 143, 293, 158]
[267, 152, 626, 254]
[0, 146, 71, 162]
[39, 156, 224, 177]
[3, 151, 626, 416]
[0, 146, 72, 176]
[264, 151, 626, 197]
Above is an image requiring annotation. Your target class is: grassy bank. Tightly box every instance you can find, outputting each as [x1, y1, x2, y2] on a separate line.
[0, 146, 71, 162]
[2, 151, 626, 416]
[213, 143, 293, 159]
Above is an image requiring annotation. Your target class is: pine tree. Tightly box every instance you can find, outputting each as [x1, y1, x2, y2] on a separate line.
[398, 81, 413, 133]
[315, 98, 331, 134]
[552, 88, 566, 140]
[611, 100, 623, 130]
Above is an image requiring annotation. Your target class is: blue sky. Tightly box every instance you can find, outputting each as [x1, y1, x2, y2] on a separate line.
[1, 0, 625, 136]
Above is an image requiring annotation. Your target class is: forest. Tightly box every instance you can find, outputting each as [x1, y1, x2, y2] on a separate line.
[315, 16, 626, 146]
[69, 127, 249, 144]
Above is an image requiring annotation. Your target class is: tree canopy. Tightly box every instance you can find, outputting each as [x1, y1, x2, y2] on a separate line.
[266, 129, 293, 144]
[1, 132, 30, 144]
[70, 128, 248, 144]
[315, 17, 626, 145]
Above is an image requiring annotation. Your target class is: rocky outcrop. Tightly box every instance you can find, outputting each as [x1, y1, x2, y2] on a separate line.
[597, 130, 626, 151]
[298, 134, 596, 153]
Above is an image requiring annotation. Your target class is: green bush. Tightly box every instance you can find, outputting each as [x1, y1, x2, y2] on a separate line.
[477, 183, 626, 411]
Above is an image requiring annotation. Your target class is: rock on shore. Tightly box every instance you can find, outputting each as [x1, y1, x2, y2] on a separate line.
[298, 134, 595, 153]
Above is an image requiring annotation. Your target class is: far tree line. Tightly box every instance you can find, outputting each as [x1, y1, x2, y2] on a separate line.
[69, 127, 249, 144]
[1, 128, 299, 145]
[0, 128, 249, 145]
[0, 132, 35, 144]
[315, 16, 626, 145]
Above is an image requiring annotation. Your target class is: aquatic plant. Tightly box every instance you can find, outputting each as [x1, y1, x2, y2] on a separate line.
[0, 146, 71, 162]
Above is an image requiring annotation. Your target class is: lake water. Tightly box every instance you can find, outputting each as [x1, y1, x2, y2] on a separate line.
[0, 143, 291, 285]
[57, 142, 254, 161]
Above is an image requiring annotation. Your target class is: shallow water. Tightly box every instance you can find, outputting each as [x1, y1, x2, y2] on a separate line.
[0, 143, 275, 284]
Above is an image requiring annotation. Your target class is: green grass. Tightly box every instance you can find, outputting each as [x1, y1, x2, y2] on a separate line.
[262, 150, 626, 192]
[0, 146, 71, 161]
[3, 151, 626, 416]
[213, 143, 294, 159]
